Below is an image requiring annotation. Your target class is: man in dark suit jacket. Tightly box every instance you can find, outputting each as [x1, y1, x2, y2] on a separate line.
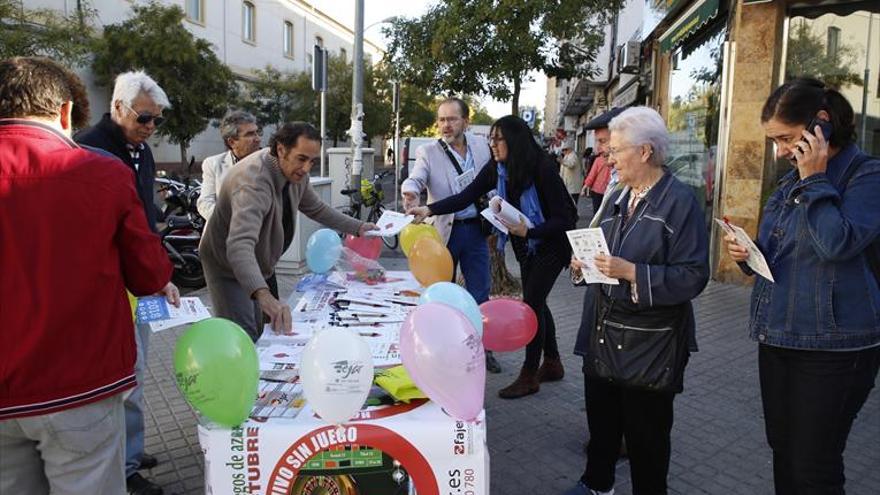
[75, 70, 170, 495]
[76, 71, 168, 232]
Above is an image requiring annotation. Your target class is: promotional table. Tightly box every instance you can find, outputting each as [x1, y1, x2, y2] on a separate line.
[199, 272, 490, 495]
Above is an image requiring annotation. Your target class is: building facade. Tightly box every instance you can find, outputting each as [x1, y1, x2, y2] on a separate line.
[30, 0, 384, 165]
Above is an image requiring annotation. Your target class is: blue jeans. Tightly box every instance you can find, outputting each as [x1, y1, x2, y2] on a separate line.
[124, 322, 151, 477]
[447, 220, 490, 304]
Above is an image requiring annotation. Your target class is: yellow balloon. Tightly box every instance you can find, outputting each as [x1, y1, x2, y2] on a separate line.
[408, 236, 454, 287]
[400, 223, 442, 257]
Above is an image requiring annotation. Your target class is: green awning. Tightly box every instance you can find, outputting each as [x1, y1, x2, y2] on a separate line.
[659, 0, 721, 52]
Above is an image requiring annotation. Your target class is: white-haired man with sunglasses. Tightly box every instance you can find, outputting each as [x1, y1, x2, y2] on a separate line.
[75, 70, 171, 495]
[77, 70, 169, 232]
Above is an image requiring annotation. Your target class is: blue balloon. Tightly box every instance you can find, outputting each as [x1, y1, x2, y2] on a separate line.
[418, 282, 483, 337]
[306, 229, 342, 274]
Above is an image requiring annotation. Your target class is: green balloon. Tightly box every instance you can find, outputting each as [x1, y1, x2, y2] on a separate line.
[173, 318, 259, 427]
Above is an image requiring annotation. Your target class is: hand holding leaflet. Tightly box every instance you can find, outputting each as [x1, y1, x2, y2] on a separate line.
[365, 210, 414, 237]
[566, 228, 620, 285]
[480, 197, 533, 234]
[715, 218, 775, 282]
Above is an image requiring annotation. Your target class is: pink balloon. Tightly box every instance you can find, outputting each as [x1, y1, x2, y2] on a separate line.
[399, 303, 485, 421]
[344, 234, 382, 261]
[479, 298, 538, 352]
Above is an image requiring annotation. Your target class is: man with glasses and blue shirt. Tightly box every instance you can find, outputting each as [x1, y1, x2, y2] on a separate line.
[76, 70, 170, 495]
[401, 97, 501, 373]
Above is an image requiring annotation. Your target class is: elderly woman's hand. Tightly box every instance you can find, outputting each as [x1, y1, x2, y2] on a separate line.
[594, 254, 636, 283]
[406, 205, 431, 223]
[724, 233, 749, 262]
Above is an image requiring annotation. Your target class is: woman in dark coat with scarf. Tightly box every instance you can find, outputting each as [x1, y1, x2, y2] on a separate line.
[407, 115, 578, 398]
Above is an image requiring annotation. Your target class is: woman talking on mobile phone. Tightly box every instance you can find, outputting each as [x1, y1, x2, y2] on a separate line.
[724, 77, 880, 494]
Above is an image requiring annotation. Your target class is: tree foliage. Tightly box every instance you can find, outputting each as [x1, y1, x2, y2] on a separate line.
[383, 0, 623, 114]
[237, 56, 439, 143]
[91, 1, 236, 162]
[786, 19, 863, 89]
[0, 0, 96, 65]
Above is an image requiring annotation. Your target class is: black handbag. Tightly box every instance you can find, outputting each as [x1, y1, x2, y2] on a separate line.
[437, 139, 493, 236]
[584, 288, 689, 393]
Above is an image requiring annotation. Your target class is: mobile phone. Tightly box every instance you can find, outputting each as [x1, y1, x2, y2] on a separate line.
[805, 116, 833, 142]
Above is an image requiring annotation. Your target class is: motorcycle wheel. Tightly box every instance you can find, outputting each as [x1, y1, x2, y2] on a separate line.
[171, 250, 205, 289]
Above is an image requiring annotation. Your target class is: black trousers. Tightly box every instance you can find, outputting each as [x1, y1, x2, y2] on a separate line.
[759, 344, 880, 495]
[581, 374, 675, 495]
[519, 245, 568, 370]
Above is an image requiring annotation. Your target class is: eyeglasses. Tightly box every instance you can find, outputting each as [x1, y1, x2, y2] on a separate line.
[122, 102, 165, 126]
[239, 129, 262, 139]
[607, 145, 641, 158]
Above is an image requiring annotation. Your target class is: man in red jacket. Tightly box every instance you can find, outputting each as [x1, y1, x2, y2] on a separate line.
[0, 57, 175, 494]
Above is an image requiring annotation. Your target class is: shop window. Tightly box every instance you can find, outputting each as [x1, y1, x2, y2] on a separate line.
[785, 11, 880, 155]
[666, 28, 726, 227]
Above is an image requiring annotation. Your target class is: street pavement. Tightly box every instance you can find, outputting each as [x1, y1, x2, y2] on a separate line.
[140, 199, 880, 495]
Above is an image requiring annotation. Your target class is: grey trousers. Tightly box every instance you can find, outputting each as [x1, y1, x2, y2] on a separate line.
[204, 263, 263, 342]
[0, 394, 126, 495]
[124, 322, 151, 477]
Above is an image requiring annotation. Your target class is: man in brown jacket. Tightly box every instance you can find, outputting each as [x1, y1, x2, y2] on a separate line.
[200, 122, 375, 341]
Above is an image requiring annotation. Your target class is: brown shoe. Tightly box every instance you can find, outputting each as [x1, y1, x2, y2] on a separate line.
[498, 368, 539, 399]
[536, 356, 564, 382]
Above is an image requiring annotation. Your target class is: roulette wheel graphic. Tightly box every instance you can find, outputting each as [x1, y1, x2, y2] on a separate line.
[289, 474, 357, 495]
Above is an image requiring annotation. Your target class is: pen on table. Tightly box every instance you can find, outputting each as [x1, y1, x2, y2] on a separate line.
[358, 332, 381, 337]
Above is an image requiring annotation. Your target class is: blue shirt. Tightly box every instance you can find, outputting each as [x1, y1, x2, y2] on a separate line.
[448, 143, 478, 220]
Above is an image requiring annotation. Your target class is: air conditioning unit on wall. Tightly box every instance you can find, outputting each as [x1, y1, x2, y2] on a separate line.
[618, 40, 641, 74]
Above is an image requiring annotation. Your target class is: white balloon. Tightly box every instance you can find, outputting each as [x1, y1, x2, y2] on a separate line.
[300, 327, 374, 424]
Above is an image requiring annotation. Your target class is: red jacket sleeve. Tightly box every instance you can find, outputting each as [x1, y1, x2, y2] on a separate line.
[115, 177, 173, 296]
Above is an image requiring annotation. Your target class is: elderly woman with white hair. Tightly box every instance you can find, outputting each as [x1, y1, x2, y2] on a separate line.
[564, 107, 710, 495]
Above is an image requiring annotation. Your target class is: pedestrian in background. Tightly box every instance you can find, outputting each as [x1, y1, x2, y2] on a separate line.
[725, 77, 880, 494]
[560, 141, 584, 205]
[566, 107, 709, 495]
[408, 115, 578, 398]
[0, 57, 175, 495]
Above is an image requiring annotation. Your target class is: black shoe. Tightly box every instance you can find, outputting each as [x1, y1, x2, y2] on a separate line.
[139, 453, 159, 470]
[485, 351, 502, 374]
[127, 473, 163, 495]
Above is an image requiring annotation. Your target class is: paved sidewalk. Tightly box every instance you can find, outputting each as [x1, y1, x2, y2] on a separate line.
[140, 213, 880, 494]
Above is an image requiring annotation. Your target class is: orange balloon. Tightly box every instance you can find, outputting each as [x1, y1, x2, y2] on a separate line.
[408, 237, 454, 287]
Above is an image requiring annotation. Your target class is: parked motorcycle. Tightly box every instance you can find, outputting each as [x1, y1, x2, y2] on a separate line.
[156, 161, 205, 290]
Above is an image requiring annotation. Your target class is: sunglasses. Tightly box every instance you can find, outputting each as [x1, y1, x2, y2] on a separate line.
[122, 102, 165, 126]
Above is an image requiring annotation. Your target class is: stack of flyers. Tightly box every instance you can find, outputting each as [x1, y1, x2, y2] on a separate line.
[251, 381, 305, 420]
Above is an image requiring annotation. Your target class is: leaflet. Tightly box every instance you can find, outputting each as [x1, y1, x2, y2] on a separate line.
[565, 228, 619, 285]
[364, 210, 414, 237]
[714, 218, 775, 282]
[480, 197, 533, 234]
[141, 297, 212, 332]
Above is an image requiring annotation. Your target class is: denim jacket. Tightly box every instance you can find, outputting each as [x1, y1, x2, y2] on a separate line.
[574, 171, 710, 356]
[748, 144, 880, 350]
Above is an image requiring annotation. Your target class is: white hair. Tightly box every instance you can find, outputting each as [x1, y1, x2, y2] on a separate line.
[608, 106, 669, 166]
[111, 70, 170, 114]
